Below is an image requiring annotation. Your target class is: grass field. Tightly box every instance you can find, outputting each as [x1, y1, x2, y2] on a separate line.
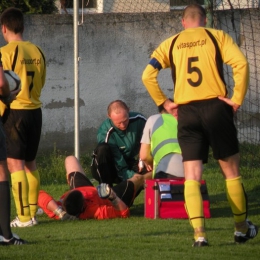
[0, 151, 259, 260]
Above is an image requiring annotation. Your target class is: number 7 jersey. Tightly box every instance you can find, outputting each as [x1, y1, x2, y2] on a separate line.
[0, 41, 46, 109]
[143, 27, 248, 106]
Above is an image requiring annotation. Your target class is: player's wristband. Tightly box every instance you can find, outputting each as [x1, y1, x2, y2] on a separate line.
[108, 193, 117, 202]
[138, 159, 144, 169]
[109, 196, 120, 205]
[54, 206, 66, 219]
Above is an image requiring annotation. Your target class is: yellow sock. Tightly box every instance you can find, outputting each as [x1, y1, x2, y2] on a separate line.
[226, 176, 247, 231]
[11, 170, 31, 222]
[27, 170, 40, 218]
[184, 180, 206, 239]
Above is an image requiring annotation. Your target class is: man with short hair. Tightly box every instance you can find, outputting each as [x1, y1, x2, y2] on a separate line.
[142, 3, 258, 246]
[91, 100, 149, 187]
[38, 155, 146, 220]
[0, 7, 46, 227]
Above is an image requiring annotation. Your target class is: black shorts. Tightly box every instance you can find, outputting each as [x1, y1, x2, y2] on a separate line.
[178, 98, 239, 162]
[67, 171, 135, 207]
[154, 171, 184, 180]
[112, 180, 135, 207]
[68, 171, 94, 189]
[3, 108, 42, 161]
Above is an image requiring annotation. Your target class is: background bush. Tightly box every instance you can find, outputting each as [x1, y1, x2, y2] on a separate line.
[0, 0, 57, 14]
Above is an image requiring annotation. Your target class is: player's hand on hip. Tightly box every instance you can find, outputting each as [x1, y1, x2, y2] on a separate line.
[163, 99, 178, 119]
[218, 96, 240, 113]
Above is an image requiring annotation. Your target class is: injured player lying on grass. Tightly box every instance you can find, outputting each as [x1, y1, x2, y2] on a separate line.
[37, 155, 152, 220]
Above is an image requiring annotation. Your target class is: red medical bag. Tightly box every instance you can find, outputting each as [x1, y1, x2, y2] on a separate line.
[144, 179, 211, 219]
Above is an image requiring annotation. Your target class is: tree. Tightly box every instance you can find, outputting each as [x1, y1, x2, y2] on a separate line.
[0, 0, 58, 14]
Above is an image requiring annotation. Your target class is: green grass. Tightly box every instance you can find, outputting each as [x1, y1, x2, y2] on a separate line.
[1, 151, 260, 260]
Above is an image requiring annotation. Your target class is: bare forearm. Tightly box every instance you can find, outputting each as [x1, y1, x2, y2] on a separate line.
[97, 183, 128, 211]
[47, 199, 78, 220]
[47, 199, 60, 212]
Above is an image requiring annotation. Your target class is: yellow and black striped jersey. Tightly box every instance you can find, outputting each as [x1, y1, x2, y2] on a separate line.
[143, 27, 249, 106]
[0, 41, 46, 110]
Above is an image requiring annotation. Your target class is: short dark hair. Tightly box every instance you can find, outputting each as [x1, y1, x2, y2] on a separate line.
[0, 7, 24, 34]
[62, 190, 84, 216]
[182, 4, 206, 19]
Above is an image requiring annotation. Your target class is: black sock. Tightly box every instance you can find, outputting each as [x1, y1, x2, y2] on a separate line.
[0, 181, 12, 239]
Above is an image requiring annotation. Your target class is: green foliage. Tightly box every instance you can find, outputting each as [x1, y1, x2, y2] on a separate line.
[239, 142, 260, 170]
[37, 149, 93, 185]
[0, 0, 58, 14]
[37, 150, 67, 185]
[203, 143, 260, 176]
[36, 142, 260, 184]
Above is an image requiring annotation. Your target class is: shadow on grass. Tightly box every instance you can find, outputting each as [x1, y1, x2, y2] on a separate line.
[130, 203, 145, 216]
[205, 184, 260, 218]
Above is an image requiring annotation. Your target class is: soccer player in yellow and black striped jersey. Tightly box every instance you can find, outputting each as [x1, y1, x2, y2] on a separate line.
[142, 4, 258, 247]
[0, 8, 46, 228]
